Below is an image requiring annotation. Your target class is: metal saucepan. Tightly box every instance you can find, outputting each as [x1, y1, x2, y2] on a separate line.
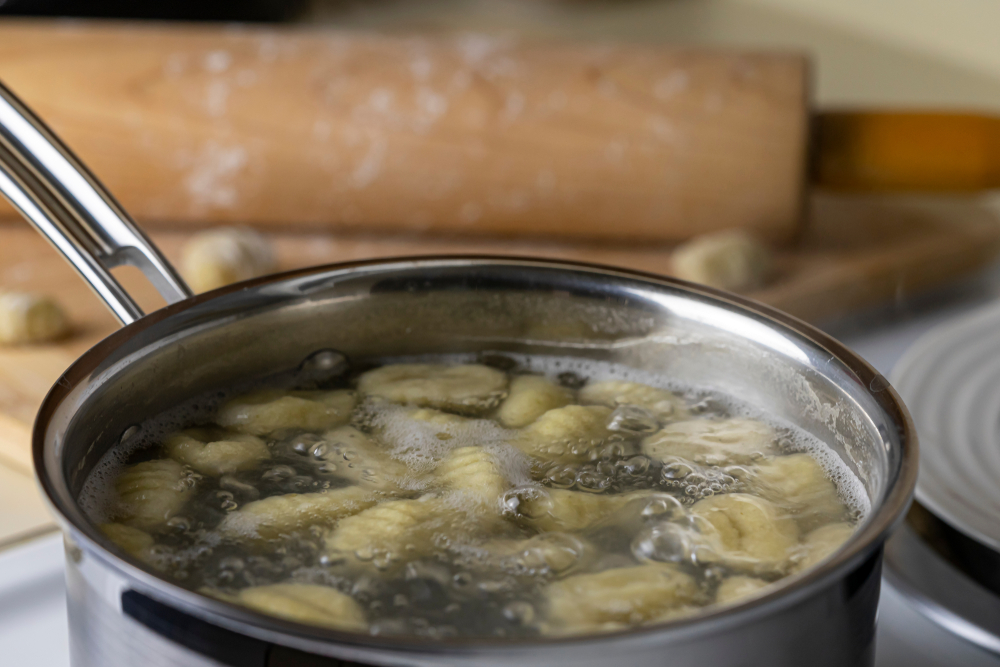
[0, 79, 917, 667]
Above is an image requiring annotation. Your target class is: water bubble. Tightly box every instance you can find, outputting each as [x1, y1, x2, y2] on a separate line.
[557, 371, 586, 389]
[478, 579, 512, 594]
[639, 494, 685, 520]
[119, 425, 140, 445]
[503, 601, 536, 625]
[310, 443, 329, 459]
[632, 522, 713, 565]
[478, 353, 518, 371]
[219, 556, 245, 572]
[452, 572, 472, 588]
[166, 516, 191, 532]
[544, 465, 576, 488]
[262, 465, 296, 482]
[373, 552, 397, 570]
[520, 534, 584, 573]
[299, 349, 349, 382]
[662, 461, 694, 480]
[618, 456, 650, 477]
[289, 433, 323, 456]
[219, 475, 260, 500]
[351, 577, 379, 600]
[502, 486, 552, 520]
[576, 469, 610, 492]
[608, 405, 659, 433]
[370, 618, 409, 636]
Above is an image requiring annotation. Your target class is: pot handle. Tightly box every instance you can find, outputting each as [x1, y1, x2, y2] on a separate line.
[0, 79, 191, 326]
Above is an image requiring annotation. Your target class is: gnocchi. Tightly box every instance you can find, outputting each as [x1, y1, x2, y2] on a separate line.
[714, 576, 771, 605]
[100, 523, 155, 563]
[0, 291, 69, 344]
[478, 533, 586, 575]
[181, 226, 277, 293]
[691, 493, 799, 570]
[216, 389, 356, 435]
[642, 418, 776, 466]
[219, 486, 377, 540]
[236, 583, 365, 631]
[114, 459, 195, 529]
[324, 496, 452, 563]
[164, 428, 269, 476]
[496, 375, 573, 428]
[753, 454, 846, 529]
[794, 522, 854, 571]
[321, 426, 409, 492]
[578, 380, 688, 421]
[93, 358, 860, 639]
[671, 229, 772, 292]
[543, 564, 698, 634]
[435, 446, 509, 507]
[514, 405, 614, 463]
[510, 487, 655, 533]
[357, 363, 508, 414]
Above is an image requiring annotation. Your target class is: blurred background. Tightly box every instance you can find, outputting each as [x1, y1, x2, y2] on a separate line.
[0, 1, 999, 666]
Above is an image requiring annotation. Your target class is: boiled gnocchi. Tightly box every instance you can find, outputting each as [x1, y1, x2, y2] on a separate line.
[714, 576, 771, 605]
[509, 487, 655, 532]
[642, 418, 776, 466]
[216, 390, 355, 435]
[435, 446, 509, 507]
[236, 583, 365, 631]
[578, 380, 688, 421]
[324, 496, 451, 563]
[100, 523, 156, 564]
[752, 454, 846, 529]
[496, 375, 573, 428]
[219, 486, 377, 540]
[114, 459, 195, 529]
[164, 428, 269, 476]
[96, 358, 861, 640]
[543, 564, 699, 635]
[514, 405, 614, 463]
[321, 425, 409, 492]
[691, 493, 799, 571]
[794, 522, 854, 571]
[357, 363, 507, 414]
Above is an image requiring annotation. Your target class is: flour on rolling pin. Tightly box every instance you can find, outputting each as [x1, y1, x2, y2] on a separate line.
[0, 24, 809, 242]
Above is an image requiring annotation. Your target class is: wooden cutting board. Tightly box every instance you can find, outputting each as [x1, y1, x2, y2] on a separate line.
[0, 193, 998, 471]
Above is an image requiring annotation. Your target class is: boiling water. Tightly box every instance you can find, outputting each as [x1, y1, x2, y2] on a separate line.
[81, 353, 869, 639]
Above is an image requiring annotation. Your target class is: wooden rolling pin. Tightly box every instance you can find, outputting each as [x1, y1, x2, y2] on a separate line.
[0, 22, 997, 243]
[0, 22, 809, 242]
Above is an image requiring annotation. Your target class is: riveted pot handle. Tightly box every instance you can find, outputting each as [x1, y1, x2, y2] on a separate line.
[0, 79, 191, 326]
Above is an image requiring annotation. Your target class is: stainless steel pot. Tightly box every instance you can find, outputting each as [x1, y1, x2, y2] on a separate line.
[0, 80, 917, 667]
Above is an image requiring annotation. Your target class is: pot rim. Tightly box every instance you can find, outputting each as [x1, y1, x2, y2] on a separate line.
[33, 254, 918, 653]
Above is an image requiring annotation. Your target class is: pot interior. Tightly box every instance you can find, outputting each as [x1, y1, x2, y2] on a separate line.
[39, 259, 908, 616]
